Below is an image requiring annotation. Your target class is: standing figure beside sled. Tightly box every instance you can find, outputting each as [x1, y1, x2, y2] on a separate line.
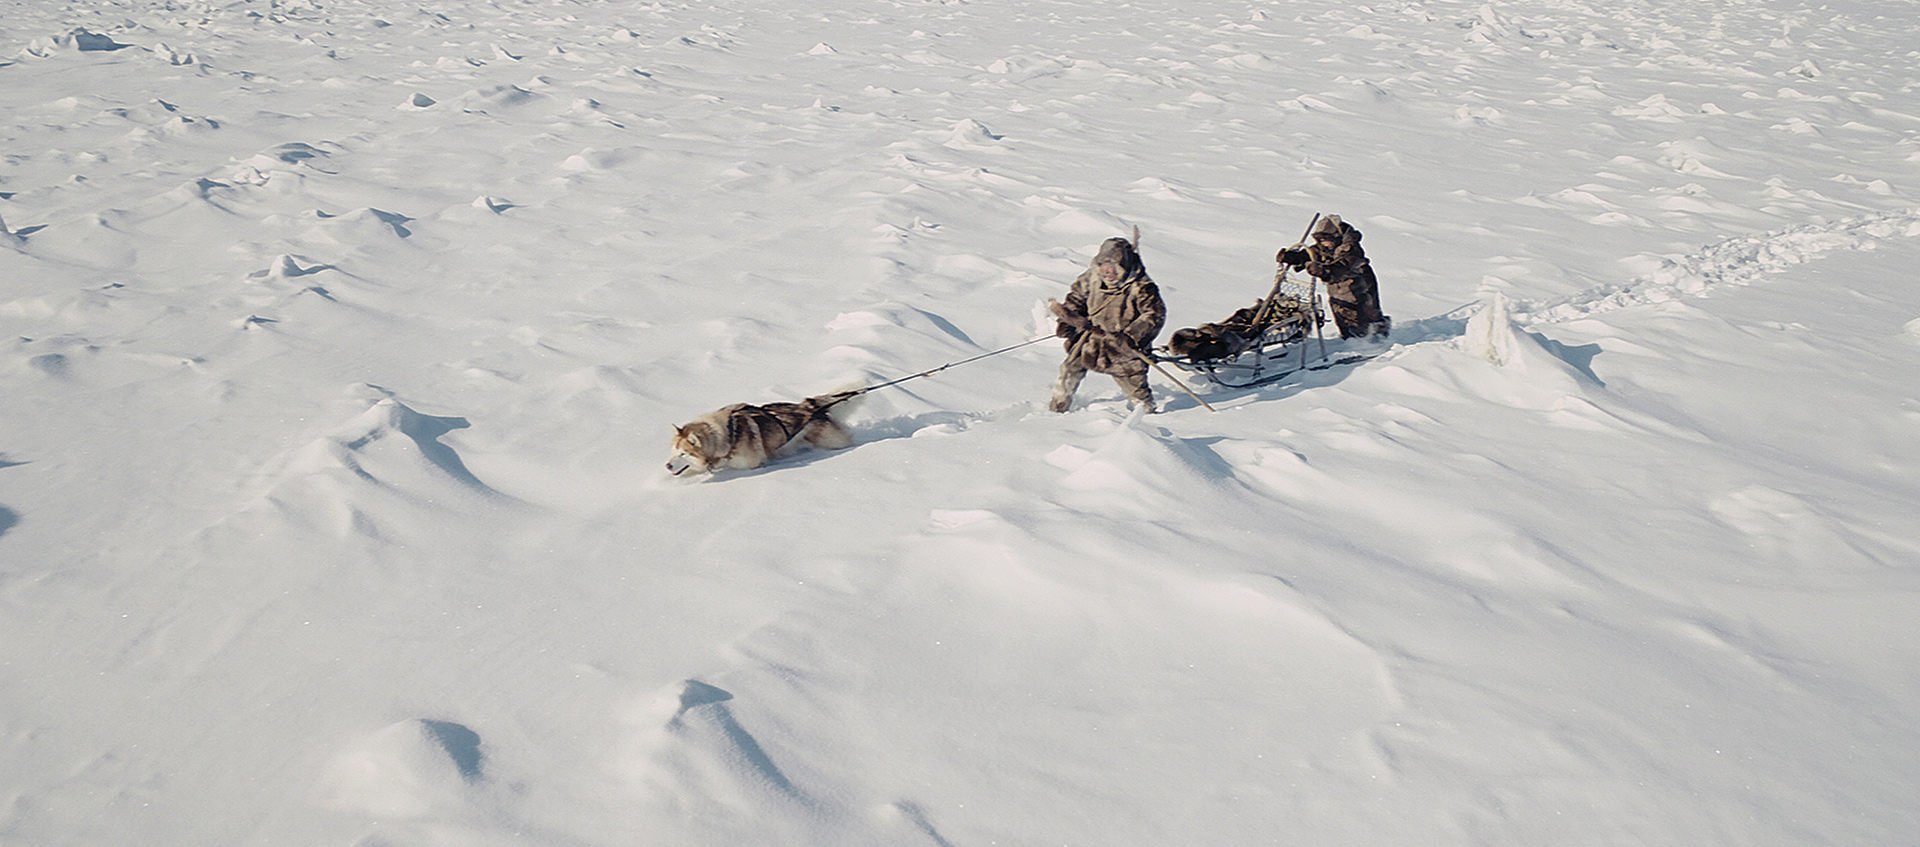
[1045, 236, 1167, 413]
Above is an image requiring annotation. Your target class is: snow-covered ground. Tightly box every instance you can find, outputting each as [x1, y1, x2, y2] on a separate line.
[3, 0, 1917, 844]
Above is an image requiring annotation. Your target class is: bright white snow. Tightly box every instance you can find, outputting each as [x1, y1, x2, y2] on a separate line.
[2, 0, 1917, 844]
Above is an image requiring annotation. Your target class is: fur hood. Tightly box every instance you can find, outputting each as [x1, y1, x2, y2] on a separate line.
[1089, 237, 1147, 287]
[1050, 235, 1166, 376]
[1311, 214, 1362, 248]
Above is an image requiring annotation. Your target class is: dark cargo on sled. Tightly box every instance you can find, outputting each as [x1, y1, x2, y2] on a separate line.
[1156, 275, 1328, 389]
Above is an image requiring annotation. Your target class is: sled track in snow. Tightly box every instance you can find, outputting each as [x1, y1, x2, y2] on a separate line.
[1515, 207, 1920, 326]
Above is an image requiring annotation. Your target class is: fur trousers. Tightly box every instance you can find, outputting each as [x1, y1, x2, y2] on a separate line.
[1050, 358, 1153, 413]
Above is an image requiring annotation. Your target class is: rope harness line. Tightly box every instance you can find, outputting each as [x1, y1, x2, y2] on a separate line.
[818, 335, 1057, 410]
[814, 222, 1236, 415]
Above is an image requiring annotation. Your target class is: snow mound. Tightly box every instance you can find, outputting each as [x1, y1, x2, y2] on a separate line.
[322, 719, 487, 817]
[21, 28, 131, 56]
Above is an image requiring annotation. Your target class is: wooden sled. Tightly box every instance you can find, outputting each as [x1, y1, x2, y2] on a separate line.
[1154, 277, 1355, 389]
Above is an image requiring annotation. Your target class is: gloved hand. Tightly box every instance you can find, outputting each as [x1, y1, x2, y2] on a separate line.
[1047, 299, 1089, 337]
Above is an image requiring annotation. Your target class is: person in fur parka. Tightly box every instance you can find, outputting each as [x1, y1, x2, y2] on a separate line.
[1277, 215, 1391, 340]
[1046, 236, 1166, 412]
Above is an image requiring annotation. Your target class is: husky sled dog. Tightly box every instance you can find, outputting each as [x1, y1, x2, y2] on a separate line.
[666, 390, 863, 476]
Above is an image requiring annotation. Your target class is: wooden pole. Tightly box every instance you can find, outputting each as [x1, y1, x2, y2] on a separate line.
[1147, 356, 1216, 413]
[1253, 213, 1323, 327]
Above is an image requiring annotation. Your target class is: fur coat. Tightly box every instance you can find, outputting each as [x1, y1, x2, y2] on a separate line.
[1278, 215, 1388, 339]
[1049, 237, 1166, 375]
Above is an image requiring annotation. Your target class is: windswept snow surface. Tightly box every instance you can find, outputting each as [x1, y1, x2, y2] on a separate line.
[3, 0, 1919, 844]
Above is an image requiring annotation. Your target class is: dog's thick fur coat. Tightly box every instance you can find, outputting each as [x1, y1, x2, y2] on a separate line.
[667, 391, 861, 476]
